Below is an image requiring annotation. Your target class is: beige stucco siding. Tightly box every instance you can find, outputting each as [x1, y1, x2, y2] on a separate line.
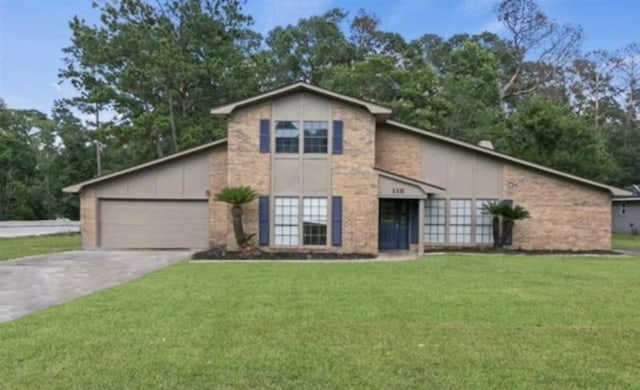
[504, 164, 611, 251]
[93, 151, 211, 199]
[421, 138, 503, 199]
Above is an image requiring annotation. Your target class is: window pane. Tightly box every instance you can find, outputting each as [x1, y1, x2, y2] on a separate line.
[475, 199, 497, 244]
[303, 197, 327, 245]
[303, 121, 328, 153]
[274, 197, 298, 246]
[449, 199, 472, 243]
[425, 199, 446, 243]
[275, 121, 299, 153]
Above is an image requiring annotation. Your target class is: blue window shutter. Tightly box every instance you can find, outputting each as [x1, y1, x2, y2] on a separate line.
[259, 119, 270, 153]
[332, 120, 343, 155]
[259, 196, 269, 246]
[503, 199, 513, 245]
[410, 201, 419, 244]
[332, 196, 342, 247]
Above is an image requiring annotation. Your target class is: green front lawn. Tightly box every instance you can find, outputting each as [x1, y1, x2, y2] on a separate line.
[612, 233, 640, 249]
[2, 255, 640, 389]
[0, 234, 81, 261]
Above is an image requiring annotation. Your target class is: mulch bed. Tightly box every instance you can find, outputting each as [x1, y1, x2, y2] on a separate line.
[192, 247, 376, 260]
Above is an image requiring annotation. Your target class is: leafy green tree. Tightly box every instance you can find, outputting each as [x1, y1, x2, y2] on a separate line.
[214, 186, 258, 248]
[497, 95, 616, 181]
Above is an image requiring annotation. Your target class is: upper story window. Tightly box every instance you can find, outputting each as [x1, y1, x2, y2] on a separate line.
[303, 121, 328, 154]
[275, 121, 299, 153]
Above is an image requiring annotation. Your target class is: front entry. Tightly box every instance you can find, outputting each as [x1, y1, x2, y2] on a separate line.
[379, 199, 410, 250]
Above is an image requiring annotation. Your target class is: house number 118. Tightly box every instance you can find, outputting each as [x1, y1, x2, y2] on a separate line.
[392, 188, 405, 194]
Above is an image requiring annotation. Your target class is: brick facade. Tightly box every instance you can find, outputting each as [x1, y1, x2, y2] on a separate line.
[208, 145, 229, 247]
[80, 188, 97, 249]
[225, 103, 272, 249]
[332, 103, 379, 254]
[375, 127, 422, 179]
[504, 164, 611, 251]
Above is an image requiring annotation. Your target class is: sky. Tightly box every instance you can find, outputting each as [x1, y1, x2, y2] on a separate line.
[0, 0, 638, 114]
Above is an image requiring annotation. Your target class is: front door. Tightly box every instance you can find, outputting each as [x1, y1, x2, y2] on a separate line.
[379, 200, 410, 250]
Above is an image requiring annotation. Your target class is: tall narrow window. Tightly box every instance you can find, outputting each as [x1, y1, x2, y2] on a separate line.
[621, 202, 627, 215]
[450, 199, 472, 243]
[303, 197, 328, 245]
[303, 121, 328, 153]
[275, 121, 299, 153]
[425, 199, 446, 243]
[274, 197, 299, 245]
[475, 199, 496, 244]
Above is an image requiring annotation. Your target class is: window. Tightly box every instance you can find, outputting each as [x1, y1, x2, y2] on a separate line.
[303, 197, 328, 245]
[275, 121, 299, 153]
[274, 197, 299, 245]
[475, 199, 496, 244]
[449, 199, 472, 243]
[303, 121, 328, 153]
[425, 199, 446, 243]
[621, 202, 627, 215]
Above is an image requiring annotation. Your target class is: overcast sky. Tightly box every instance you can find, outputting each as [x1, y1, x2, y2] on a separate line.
[1, 0, 638, 113]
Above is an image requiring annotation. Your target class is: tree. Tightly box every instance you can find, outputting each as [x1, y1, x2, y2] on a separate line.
[497, 95, 616, 181]
[495, 0, 582, 103]
[214, 186, 258, 248]
[260, 9, 357, 88]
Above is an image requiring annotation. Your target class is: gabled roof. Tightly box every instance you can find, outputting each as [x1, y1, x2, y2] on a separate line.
[210, 82, 392, 118]
[384, 120, 631, 197]
[63, 139, 227, 193]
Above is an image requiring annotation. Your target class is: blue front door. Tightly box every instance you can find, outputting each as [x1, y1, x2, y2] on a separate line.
[379, 200, 410, 250]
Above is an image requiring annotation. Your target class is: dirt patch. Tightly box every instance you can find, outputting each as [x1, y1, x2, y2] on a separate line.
[192, 247, 376, 260]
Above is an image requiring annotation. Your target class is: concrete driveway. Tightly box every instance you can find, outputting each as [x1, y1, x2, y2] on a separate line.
[0, 250, 191, 323]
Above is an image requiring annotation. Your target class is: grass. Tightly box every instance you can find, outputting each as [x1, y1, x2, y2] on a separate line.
[2, 255, 640, 389]
[612, 233, 640, 249]
[0, 234, 81, 261]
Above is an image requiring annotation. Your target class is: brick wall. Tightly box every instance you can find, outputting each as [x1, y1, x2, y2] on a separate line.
[226, 103, 272, 249]
[375, 126, 422, 179]
[332, 103, 379, 254]
[208, 145, 229, 247]
[80, 188, 97, 249]
[504, 164, 611, 251]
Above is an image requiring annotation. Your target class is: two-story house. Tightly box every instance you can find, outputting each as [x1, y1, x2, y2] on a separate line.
[64, 82, 629, 254]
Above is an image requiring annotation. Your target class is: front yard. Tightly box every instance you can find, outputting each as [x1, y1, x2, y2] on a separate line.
[612, 233, 640, 249]
[1, 254, 639, 389]
[0, 234, 81, 261]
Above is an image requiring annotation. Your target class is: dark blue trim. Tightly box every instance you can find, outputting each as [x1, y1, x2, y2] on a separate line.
[258, 196, 269, 246]
[410, 201, 419, 244]
[331, 196, 342, 247]
[259, 119, 270, 153]
[332, 120, 343, 155]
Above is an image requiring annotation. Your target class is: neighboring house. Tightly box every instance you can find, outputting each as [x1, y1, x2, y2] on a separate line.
[612, 185, 640, 234]
[64, 82, 630, 254]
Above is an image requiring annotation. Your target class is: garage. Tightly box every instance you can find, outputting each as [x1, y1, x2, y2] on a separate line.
[99, 200, 209, 249]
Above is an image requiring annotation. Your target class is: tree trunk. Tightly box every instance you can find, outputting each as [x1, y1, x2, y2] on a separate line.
[501, 219, 515, 247]
[492, 216, 501, 248]
[231, 204, 245, 247]
[168, 94, 178, 153]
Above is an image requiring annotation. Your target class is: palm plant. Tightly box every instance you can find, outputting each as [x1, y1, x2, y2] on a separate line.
[482, 201, 530, 248]
[500, 204, 530, 247]
[482, 201, 508, 248]
[214, 186, 258, 248]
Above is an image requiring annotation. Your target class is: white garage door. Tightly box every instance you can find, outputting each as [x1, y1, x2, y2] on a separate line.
[99, 200, 209, 249]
